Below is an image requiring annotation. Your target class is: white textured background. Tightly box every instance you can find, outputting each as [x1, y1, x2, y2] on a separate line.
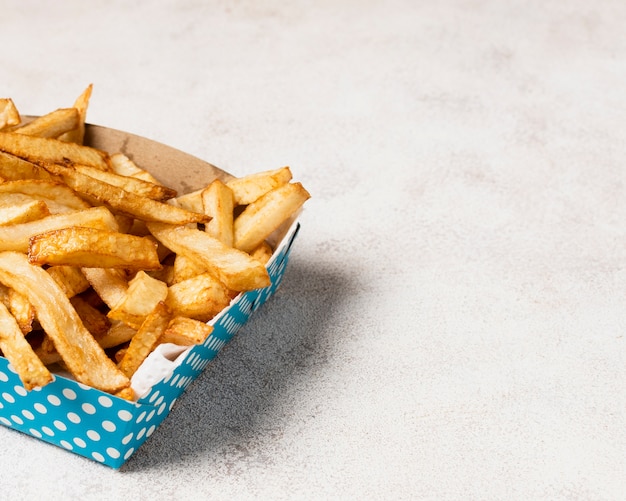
[1, 1, 626, 499]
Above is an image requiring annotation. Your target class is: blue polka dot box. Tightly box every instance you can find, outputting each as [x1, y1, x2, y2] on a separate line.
[0, 123, 303, 468]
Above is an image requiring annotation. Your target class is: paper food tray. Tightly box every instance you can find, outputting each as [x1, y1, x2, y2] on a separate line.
[0, 123, 302, 468]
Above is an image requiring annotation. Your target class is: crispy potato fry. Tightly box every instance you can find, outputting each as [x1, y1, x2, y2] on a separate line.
[114, 347, 127, 364]
[107, 271, 168, 329]
[73, 164, 176, 201]
[0, 151, 54, 181]
[146, 222, 271, 291]
[165, 272, 231, 322]
[33, 334, 60, 366]
[0, 99, 20, 130]
[158, 316, 213, 346]
[202, 179, 234, 246]
[8, 288, 35, 334]
[234, 182, 310, 253]
[57, 84, 92, 144]
[28, 227, 161, 270]
[42, 163, 210, 225]
[0, 131, 109, 170]
[70, 296, 111, 338]
[170, 188, 203, 213]
[118, 301, 172, 378]
[0, 252, 129, 392]
[97, 320, 137, 350]
[0, 301, 52, 390]
[0, 198, 49, 225]
[109, 153, 162, 184]
[147, 263, 176, 286]
[249, 241, 274, 266]
[13, 108, 79, 138]
[226, 166, 292, 205]
[0, 283, 8, 307]
[0, 205, 119, 253]
[46, 265, 90, 298]
[81, 267, 129, 309]
[172, 253, 206, 284]
[0, 179, 91, 213]
[115, 386, 135, 401]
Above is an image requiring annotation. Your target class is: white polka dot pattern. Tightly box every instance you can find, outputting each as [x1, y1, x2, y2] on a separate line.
[0, 222, 300, 468]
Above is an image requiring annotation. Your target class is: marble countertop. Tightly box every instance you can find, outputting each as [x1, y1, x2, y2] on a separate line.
[1, 1, 626, 499]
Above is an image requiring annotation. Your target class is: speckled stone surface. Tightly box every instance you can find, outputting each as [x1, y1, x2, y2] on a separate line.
[1, 1, 626, 499]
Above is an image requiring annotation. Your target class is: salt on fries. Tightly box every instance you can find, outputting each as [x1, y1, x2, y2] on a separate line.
[0, 85, 310, 398]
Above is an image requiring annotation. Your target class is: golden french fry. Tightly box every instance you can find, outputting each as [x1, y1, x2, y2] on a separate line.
[73, 164, 176, 201]
[0, 283, 8, 306]
[109, 153, 162, 184]
[171, 188, 203, 213]
[13, 108, 79, 138]
[202, 179, 234, 246]
[249, 241, 274, 266]
[8, 288, 35, 334]
[0, 99, 20, 130]
[42, 163, 210, 225]
[107, 271, 168, 329]
[158, 316, 214, 346]
[147, 263, 176, 286]
[0, 205, 119, 253]
[58, 84, 92, 144]
[70, 296, 111, 338]
[33, 334, 61, 366]
[28, 226, 161, 270]
[0, 131, 109, 170]
[34, 311, 134, 363]
[115, 386, 135, 401]
[0, 198, 49, 225]
[226, 166, 292, 205]
[81, 267, 129, 309]
[118, 301, 172, 378]
[114, 347, 127, 364]
[146, 222, 271, 291]
[234, 182, 310, 253]
[165, 272, 231, 322]
[171, 253, 206, 284]
[97, 320, 137, 349]
[0, 251, 129, 392]
[46, 265, 90, 298]
[0, 301, 52, 390]
[0, 179, 91, 213]
[0, 151, 54, 181]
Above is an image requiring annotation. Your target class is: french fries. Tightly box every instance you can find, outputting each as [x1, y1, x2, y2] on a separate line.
[0, 87, 310, 399]
[13, 107, 79, 138]
[42, 162, 208, 225]
[0, 301, 52, 390]
[226, 166, 293, 205]
[202, 179, 234, 246]
[0, 99, 20, 130]
[234, 182, 310, 253]
[28, 227, 161, 270]
[0, 252, 129, 393]
[118, 301, 172, 378]
[0, 131, 109, 170]
[0, 205, 119, 253]
[146, 222, 271, 291]
[0, 198, 49, 225]
[0, 179, 91, 213]
[108, 271, 169, 329]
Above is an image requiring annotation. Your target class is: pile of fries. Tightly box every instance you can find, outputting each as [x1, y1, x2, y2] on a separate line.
[0, 85, 310, 399]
